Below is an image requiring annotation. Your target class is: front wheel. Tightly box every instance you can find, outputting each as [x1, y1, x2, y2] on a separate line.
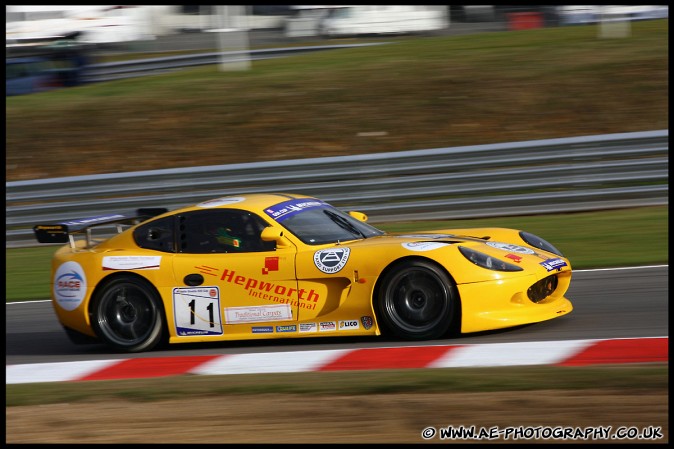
[377, 260, 458, 340]
[90, 275, 165, 353]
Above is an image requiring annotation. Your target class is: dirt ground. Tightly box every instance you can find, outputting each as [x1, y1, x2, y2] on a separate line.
[6, 389, 668, 444]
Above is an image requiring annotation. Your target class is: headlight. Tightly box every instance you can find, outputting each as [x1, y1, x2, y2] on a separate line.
[459, 246, 523, 272]
[519, 231, 563, 257]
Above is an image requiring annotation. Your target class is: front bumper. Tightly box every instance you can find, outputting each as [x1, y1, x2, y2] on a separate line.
[457, 271, 573, 333]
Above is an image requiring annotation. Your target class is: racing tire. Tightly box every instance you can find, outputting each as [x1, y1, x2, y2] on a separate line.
[90, 275, 166, 353]
[377, 260, 458, 340]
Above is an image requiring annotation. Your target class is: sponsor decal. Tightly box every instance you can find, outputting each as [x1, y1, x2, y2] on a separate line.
[401, 241, 450, 252]
[314, 248, 351, 274]
[319, 321, 337, 332]
[224, 304, 293, 324]
[276, 324, 297, 333]
[102, 255, 162, 271]
[540, 258, 568, 271]
[397, 234, 455, 239]
[264, 199, 328, 222]
[214, 268, 319, 310]
[195, 265, 221, 277]
[263, 257, 279, 275]
[339, 320, 360, 330]
[34, 225, 64, 231]
[197, 197, 245, 208]
[61, 214, 125, 226]
[252, 326, 274, 333]
[299, 322, 318, 333]
[533, 251, 555, 261]
[361, 316, 374, 330]
[486, 241, 535, 255]
[505, 254, 523, 263]
[173, 287, 223, 336]
[53, 261, 87, 311]
[34, 224, 67, 235]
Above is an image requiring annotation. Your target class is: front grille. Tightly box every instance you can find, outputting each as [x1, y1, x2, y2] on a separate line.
[527, 274, 558, 303]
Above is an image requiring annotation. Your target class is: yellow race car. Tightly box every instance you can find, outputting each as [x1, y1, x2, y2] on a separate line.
[34, 193, 573, 353]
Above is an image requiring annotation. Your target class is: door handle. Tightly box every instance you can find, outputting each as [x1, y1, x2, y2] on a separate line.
[184, 273, 204, 286]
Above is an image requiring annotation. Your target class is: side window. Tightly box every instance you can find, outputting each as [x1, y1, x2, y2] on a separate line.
[133, 216, 176, 253]
[178, 209, 276, 254]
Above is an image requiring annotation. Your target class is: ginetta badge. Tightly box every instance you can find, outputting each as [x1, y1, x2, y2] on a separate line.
[313, 248, 351, 274]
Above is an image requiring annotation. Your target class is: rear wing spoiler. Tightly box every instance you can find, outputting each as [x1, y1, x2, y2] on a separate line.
[33, 208, 169, 248]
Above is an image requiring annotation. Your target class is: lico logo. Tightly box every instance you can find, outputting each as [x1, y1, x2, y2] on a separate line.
[53, 261, 87, 311]
[339, 320, 360, 330]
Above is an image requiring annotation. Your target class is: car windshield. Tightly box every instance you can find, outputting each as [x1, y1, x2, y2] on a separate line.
[264, 198, 385, 244]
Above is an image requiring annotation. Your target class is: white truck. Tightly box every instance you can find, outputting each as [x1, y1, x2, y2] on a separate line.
[306, 5, 447, 38]
[286, 5, 448, 38]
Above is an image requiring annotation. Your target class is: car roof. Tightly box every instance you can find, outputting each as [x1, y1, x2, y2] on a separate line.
[175, 192, 318, 215]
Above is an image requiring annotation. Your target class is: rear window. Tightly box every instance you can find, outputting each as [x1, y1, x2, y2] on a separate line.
[133, 216, 176, 253]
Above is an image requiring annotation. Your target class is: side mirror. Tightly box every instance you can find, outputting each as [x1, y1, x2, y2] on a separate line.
[260, 226, 293, 249]
[348, 211, 368, 222]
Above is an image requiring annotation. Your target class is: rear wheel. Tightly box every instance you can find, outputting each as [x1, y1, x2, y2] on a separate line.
[90, 275, 165, 353]
[377, 260, 458, 340]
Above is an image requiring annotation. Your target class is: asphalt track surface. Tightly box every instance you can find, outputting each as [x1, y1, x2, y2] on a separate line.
[5, 265, 668, 367]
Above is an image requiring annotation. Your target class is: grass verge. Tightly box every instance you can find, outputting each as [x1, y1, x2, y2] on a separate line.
[6, 20, 668, 181]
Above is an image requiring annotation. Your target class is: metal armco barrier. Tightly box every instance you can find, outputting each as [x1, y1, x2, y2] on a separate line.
[6, 130, 668, 248]
[81, 43, 390, 83]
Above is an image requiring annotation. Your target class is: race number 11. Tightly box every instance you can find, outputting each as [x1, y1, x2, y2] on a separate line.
[173, 287, 224, 336]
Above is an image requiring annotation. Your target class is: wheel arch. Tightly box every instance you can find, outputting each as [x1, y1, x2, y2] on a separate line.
[88, 271, 170, 350]
[371, 255, 462, 336]
[88, 271, 166, 320]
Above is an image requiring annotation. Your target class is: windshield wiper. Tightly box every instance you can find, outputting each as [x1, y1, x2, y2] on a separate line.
[323, 210, 366, 239]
